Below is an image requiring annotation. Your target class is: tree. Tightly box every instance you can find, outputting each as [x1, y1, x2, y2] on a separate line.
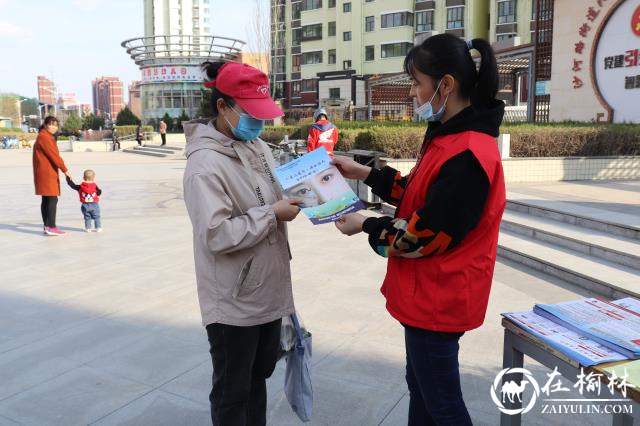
[62, 113, 82, 136]
[116, 106, 141, 126]
[198, 90, 214, 118]
[82, 113, 105, 130]
[245, 0, 284, 96]
[176, 110, 190, 132]
[161, 112, 174, 132]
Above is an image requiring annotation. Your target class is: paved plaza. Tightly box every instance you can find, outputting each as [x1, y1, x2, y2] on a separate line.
[0, 149, 637, 426]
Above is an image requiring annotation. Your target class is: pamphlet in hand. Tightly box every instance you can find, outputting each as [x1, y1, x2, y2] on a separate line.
[274, 147, 364, 225]
[502, 311, 627, 366]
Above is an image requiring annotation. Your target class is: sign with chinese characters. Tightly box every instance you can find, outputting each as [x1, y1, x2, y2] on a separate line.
[593, 0, 640, 122]
[141, 65, 203, 83]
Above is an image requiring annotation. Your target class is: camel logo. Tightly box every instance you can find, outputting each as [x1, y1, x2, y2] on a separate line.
[257, 85, 269, 96]
[490, 368, 540, 416]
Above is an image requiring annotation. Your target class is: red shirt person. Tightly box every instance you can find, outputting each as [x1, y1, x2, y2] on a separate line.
[307, 107, 338, 157]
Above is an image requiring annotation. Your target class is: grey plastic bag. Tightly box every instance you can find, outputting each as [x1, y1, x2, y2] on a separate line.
[284, 312, 313, 422]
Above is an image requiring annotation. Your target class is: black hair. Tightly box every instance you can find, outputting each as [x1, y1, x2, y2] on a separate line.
[39, 116, 59, 131]
[403, 34, 498, 106]
[201, 61, 236, 117]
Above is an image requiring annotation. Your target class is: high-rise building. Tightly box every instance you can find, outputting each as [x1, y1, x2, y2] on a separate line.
[144, 0, 212, 53]
[57, 93, 78, 109]
[92, 77, 124, 119]
[37, 76, 56, 106]
[271, 0, 550, 110]
[123, 0, 244, 123]
[128, 81, 142, 119]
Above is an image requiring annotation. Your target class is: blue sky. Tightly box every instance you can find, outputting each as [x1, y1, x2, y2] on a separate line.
[0, 0, 267, 104]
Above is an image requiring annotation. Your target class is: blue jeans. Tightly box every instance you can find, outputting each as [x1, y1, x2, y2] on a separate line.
[81, 203, 101, 229]
[404, 325, 472, 426]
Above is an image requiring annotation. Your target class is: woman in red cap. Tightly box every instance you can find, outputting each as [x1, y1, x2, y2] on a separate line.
[183, 61, 301, 425]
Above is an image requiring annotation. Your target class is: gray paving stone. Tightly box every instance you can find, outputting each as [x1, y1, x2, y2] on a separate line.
[91, 390, 209, 426]
[0, 366, 151, 426]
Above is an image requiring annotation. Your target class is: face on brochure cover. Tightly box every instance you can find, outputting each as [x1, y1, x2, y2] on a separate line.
[285, 166, 351, 208]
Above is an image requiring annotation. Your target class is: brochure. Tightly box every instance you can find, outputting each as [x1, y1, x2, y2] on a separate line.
[274, 147, 364, 225]
[502, 311, 627, 366]
[533, 298, 640, 359]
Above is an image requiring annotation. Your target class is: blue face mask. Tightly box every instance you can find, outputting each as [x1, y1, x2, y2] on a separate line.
[415, 79, 449, 122]
[223, 107, 265, 141]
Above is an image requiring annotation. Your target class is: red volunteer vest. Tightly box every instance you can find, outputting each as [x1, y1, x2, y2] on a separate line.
[382, 131, 506, 332]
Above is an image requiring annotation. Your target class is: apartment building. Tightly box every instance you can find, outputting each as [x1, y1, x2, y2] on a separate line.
[271, 0, 549, 110]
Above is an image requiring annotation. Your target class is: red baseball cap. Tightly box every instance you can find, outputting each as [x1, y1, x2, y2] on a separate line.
[203, 62, 283, 120]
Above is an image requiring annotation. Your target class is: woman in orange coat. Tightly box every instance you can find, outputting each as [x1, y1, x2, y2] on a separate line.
[33, 116, 72, 236]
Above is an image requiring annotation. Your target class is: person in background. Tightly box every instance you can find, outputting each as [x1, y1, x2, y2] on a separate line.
[159, 119, 167, 146]
[306, 107, 338, 158]
[33, 116, 72, 236]
[136, 123, 144, 147]
[333, 34, 506, 425]
[111, 127, 120, 151]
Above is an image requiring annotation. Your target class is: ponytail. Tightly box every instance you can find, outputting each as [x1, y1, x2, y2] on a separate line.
[469, 38, 498, 106]
[201, 61, 236, 117]
[404, 34, 498, 107]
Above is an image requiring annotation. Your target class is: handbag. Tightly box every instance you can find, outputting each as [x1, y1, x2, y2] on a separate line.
[284, 312, 313, 422]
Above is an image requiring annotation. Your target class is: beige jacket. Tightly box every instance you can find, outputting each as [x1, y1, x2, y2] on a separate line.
[183, 119, 294, 327]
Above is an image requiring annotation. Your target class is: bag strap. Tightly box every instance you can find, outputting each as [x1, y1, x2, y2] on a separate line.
[290, 313, 305, 346]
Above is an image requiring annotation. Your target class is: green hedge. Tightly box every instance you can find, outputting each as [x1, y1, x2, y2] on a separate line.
[115, 125, 154, 139]
[262, 122, 640, 159]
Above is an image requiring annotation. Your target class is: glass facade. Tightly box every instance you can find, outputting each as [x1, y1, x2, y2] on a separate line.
[140, 82, 204, 122]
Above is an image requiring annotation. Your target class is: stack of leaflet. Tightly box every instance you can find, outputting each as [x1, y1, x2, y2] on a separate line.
[502, 297, 640, 366]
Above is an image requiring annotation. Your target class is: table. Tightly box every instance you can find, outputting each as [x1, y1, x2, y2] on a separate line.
[501, 318, 640, 426]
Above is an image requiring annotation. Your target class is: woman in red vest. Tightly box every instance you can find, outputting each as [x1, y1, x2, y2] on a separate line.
[333, 34, 505, 425]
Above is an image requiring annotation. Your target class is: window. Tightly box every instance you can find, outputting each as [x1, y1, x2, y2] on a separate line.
[329, 0, 336, 7]
[292, 2, 301, 20]
[302, 79, 318, 92]
[329, 88, 341, 99]
[446, 6, 464, 29]
[302, 24, 323, 41]
[328, 21, 336, 36]
[365, 16, 375, 32]
[343, 31, 352, 41]
[301, 0, 322, 11]
[328, 49, 336, 64]
[273, 57, 286, 73]
[343, 60, 352, 69]
[381, 42, 412, 58]
[343, 2, 351, 12]
[532, 0, 552, 20]
[498, 0, 516, 24]
[365, 45, 374, 61]
[415, 10, 434, 32]
[292, 81, 301, 97]
[301, 51, 323, 65]
[274, 82, 284, 99]
[497, 33, 517, 42]
[292, 54, 301, 72]
[292, 28, 302, 46]
[381, 12, 414, 28]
